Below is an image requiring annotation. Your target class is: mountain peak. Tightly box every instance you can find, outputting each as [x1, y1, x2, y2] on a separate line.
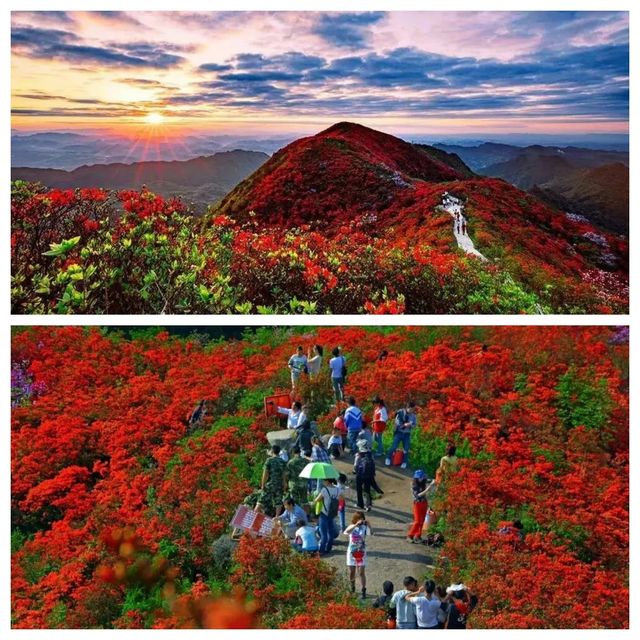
[217, 122, 464, 229]
[320, 121, 370, 136]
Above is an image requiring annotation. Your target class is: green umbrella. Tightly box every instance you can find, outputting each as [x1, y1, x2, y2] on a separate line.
[299, 462, 339, 480]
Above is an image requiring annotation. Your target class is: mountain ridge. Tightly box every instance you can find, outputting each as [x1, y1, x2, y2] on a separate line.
[11, 150, 269, 210]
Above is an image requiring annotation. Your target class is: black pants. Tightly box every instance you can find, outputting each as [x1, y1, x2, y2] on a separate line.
[356, 475, 372, 508]
[370, 476, 383, 495]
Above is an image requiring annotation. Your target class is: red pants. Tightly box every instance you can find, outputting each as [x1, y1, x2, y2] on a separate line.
[408, 501, 427, 538]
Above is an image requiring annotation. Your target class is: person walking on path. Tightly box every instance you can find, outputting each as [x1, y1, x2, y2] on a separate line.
[329, 347, 347, 402]
[386, 401, 418, 469]
[286, 446, 309, 506]
[313, 478, 340, 555]
[344, 396, 364, 453]
[407, 469, 429, 543]
[405, 579, 447, 629]
[389, 577, 419, 629]
[288, 346, 308, 390]
[372, 396, 388, 457]
[260, 445, 288, 517]
[307, 344, 323, 378]
[344, 511, 372, 599]
[353, 440, 376, 512]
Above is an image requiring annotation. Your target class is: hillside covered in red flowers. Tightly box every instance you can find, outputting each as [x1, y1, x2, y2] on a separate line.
[11, 123, 628, 314]
[11, 326, 628, 628]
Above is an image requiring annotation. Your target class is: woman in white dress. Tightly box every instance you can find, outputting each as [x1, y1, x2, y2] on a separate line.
[344, 511, 373, 599]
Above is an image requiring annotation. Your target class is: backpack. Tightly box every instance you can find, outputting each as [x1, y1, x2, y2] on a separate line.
[323, 487, 339, 518]
[341, 356, 347, 378]
[355, 453, 375, 479]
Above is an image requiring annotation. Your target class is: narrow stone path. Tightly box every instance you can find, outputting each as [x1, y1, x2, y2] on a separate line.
[322, 454, 437, 600]
[440, 192, 488, 261]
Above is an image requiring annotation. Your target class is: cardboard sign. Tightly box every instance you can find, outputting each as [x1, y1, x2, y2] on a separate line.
[231, 505, 274, 537]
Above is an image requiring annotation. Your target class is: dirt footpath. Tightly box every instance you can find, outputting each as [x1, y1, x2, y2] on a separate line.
[323, 454, 438, 599]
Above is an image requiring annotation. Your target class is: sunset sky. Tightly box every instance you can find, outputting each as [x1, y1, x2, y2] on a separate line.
[11, 10, 629, 137]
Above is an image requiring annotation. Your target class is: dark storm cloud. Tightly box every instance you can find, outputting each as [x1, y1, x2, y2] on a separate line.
[11, 25, 185, 69]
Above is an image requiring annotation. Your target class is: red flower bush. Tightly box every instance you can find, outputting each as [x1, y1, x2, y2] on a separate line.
[11, 326, 628, 628]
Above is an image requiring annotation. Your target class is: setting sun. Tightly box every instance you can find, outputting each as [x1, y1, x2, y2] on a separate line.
[144, 112, 164, 125]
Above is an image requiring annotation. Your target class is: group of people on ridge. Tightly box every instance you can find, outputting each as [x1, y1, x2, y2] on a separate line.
[231, 343, 475, 620]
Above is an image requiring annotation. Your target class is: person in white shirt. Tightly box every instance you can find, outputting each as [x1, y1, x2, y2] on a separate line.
[405, 579, 446, 629]
[275, 401, 304, 429]
[288, 346, 308, 389]
[293, 519, 319, 553]
[306, 344, 323, 377]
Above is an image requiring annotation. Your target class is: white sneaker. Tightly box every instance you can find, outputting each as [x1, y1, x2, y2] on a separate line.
[401, 462, 407, 469]
[385, 458, 391, 466]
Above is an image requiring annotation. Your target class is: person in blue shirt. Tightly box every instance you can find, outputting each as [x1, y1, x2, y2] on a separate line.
[278, 497, 308, 538]
[344, 396, 364, 453]
[386, 402, 418, 469]
[329, 347, 346, 402]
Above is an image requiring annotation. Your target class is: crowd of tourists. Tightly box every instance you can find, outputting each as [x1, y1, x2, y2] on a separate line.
[226, 343, 478, 625]
[373, 578, 478, 629]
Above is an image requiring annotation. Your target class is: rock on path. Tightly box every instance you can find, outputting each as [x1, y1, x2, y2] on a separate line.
[440, 192, 488, 262]
[322, 454, 437, 600]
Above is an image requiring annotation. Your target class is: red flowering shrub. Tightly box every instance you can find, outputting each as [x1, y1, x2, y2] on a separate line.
[11, 121, 628, 316]
[11, 326, 628, 628]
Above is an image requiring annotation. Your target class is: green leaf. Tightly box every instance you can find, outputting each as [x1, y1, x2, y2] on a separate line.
[43, 236, 81, 257]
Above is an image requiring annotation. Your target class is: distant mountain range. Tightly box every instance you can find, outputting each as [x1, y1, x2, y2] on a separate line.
[434, 142, 629, 234]
[11, 150, 269, 209]
[11, 131, 291, 170]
